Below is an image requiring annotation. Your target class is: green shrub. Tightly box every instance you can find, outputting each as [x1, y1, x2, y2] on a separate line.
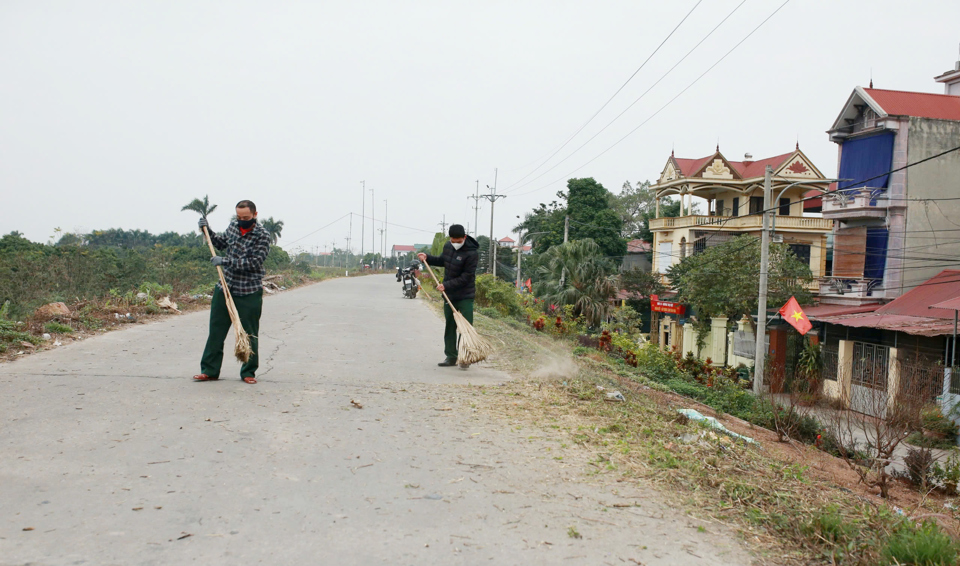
[882, 521, 957, 566]
[44, 321, 74, 334]
[138, 282, 174, 297]
[474, 274, 523, 317]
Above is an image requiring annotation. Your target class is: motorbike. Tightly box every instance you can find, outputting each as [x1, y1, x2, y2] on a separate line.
[399, 261, 421, 299]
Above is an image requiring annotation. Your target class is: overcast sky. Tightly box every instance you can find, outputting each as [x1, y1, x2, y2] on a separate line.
[2, 1, 958, 253]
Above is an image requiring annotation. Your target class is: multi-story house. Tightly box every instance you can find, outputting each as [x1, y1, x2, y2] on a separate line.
[810, 55, 960, 418]
[820, 62, 960, 305]
[649, 146, 833, 285]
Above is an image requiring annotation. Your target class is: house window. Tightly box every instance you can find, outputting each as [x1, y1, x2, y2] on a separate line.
[715, 200, 724, 217]
[749, 196, 763, 215]
[657, 242, 674, 274]
[732, 197, 740, 217]
[779, 198, 790, 216]
[788, 244, 811, 268]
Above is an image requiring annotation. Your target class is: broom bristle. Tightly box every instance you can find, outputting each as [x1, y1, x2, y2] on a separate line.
[233, 326, 254, 363]
[453, 310, 493, 365]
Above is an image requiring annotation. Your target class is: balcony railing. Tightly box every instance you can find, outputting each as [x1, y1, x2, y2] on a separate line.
[649, 215, 832, 231]
[818, 277, 885, 300]
[822, 188, 888, 218]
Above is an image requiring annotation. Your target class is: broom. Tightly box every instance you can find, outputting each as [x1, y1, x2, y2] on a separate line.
[421, 262, 493, 365]
[201, 225, 253, 363]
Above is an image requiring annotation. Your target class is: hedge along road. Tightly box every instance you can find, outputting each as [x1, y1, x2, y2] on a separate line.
[0, 274, 752, 565]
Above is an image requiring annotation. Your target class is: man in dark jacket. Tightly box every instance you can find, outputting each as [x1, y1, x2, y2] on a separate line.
[418, 224, 479, 369]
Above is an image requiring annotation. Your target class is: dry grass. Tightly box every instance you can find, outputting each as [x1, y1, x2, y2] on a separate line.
[459, 308, 960, 565]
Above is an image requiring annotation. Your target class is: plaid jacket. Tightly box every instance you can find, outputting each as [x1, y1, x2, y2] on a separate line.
[209, 220, 272, 296]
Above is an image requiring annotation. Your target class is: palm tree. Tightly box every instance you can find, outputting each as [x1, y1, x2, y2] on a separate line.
[180, 195, 218, 221]
[260, 217, 284, 245]
[533, 239, 619, 327]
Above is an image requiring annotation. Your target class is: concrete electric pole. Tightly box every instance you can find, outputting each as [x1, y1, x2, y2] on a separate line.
[360, 181, 365, 259]
[753, 165, 773, 395]
[482, 169, 505, 276]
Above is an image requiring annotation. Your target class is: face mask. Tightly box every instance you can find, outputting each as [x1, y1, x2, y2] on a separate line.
[451, 241, 464, 250]
[237, 218, 256, 229]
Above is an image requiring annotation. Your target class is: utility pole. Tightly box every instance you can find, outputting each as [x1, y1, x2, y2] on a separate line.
[753, 165, 773, 396]
[516, 231, 523, 290]
[370, 186, 375, 267]
[346, 212, 353, 268]
[482, 168, 505, 276]
[360, 181, 365, 259]
[383, 199, 388, 265]
[564, 215, 570, 243]
[469, 180, 481, 238]
[438, 214, 447, 234]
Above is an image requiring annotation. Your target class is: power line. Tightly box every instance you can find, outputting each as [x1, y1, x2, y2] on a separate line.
[504, 0, 747, 194]
[504, 0, 704, 189]
[512, 0, 793, 198]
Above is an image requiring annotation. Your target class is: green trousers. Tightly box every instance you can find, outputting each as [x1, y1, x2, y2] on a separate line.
[200, 287, 262, 378]
[443, 298, 474, 360]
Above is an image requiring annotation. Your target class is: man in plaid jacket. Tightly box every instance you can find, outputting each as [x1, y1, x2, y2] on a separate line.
[193, 200, 272, 384]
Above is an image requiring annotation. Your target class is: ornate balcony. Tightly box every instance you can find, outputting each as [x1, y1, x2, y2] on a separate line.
[821, 188, 889, 219]
[649, 215, 833, 231]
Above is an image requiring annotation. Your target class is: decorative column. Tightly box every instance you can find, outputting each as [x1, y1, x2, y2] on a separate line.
[887, 347, 900, 412]
[710, 317, 728, 365]
[682, 319, 696, 357]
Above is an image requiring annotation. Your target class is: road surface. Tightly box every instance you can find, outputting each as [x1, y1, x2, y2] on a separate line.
[0, 275, 752, 565]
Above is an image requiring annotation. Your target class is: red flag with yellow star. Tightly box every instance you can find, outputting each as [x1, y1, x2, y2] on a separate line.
[779, 296, 812, 335]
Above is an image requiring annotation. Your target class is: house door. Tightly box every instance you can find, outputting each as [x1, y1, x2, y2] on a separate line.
[850, 342, 889, 418]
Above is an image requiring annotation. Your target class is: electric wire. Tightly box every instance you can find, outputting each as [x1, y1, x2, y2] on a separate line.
[504, 0, 748, 194]
[511, 0, 792, 198]
[504, 0, 704, 188]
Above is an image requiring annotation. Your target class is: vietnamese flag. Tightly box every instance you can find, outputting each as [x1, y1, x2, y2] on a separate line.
[779, 296, 812, 335]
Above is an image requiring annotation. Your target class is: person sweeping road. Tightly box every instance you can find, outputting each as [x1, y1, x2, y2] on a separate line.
[418, 224, 480, 369]
[193, 200, 271, 384]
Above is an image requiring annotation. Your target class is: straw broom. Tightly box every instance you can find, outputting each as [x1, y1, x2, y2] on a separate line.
[422, 262, 493, 365]
[201, 226, 253, 363]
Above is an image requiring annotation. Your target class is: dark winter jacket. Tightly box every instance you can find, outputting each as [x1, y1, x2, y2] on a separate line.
[425, 235, 479, 301]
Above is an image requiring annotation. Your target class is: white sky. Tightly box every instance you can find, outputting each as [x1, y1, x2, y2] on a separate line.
[2, 1, 958, 254]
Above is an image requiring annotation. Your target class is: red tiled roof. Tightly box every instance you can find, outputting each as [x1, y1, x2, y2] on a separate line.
[802, 190, 822, 211]
[392, 245, 416, 252]
[804, 304, 880, 319]
[865, 88, 960, 121]
[931, 296, 960, 311]
[814, 270, 960, 336]
[875, 269, 960, 319]
[673, 152, 794, 180]
[731, 152, 794, 179]
[674, 156, 713, 177]
[499, 236, 515, 243]
[626, 239, 652, 253]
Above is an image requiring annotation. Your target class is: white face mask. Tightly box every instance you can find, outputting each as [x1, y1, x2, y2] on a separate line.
[451, 241, 464, 250]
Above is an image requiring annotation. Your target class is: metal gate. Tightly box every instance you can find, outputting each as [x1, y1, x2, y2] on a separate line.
[850, 342, 889, 417]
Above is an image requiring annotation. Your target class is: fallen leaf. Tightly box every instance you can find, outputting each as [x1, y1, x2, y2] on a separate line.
[22, 527, 34, 531]
[350, 399, 363, 409]
[132, 507, 143, 511]
[176, 532, 192, 540]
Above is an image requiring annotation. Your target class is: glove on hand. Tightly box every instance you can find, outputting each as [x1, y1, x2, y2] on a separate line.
[210, 256, 226, 267]
[198, 217, 208, 230]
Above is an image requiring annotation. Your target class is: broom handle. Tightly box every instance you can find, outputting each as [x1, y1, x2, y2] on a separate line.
[202, 225, 242, 326]
[421, 262, 458, 313]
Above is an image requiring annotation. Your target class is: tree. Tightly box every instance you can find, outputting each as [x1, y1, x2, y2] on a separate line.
[668, 236, 813, 339]
[260, 217, 285, 245]
[566, 178, 626, 260]
[533, 239, 619, 327]
[515, 178, 627, 260]
[180, 195, 218, 222]
[619, 266, 665, 319]
[610, 180, 654, 238]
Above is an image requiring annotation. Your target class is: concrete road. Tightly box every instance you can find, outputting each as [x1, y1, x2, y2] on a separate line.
[0, 275, 751, 565]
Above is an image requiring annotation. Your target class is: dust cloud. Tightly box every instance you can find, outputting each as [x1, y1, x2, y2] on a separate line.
[530, 355, 579, 381]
